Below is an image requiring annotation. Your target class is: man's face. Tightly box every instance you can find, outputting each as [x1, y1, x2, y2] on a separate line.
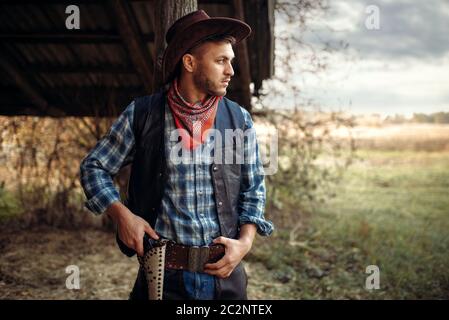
[189, 41, 235, 97]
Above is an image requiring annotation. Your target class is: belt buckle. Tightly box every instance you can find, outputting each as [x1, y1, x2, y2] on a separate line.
[188, 246, 210, 273]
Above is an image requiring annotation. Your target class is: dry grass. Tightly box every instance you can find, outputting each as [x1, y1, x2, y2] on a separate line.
[0, 226, 136, 299]
[348, 124, 449, 151]
[0, 225, 277, 299]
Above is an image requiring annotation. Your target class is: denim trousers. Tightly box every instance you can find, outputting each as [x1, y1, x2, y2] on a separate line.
[162, 269, 215, 300]
[184, 270, 215, 299]
[129, 263, 247, 300]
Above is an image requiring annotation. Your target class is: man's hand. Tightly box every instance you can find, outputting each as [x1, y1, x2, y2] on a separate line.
[203, 236, 252, 279]
[106, 201, 159, 256]
[204, 224, 257, 278]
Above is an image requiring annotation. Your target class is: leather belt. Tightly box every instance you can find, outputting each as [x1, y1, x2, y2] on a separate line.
[164, 241, 225, 273]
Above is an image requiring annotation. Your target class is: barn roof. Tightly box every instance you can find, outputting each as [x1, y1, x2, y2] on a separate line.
[0, 0, 274, 117]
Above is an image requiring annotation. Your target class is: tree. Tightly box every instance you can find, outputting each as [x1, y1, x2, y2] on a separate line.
[252, 0, 356, 229]
[151, 0, 198, 91]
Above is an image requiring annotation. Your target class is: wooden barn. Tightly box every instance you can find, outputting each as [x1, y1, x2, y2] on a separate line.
[0, 0, 274, 117]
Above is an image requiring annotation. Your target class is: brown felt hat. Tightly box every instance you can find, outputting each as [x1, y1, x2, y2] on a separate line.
[161, 10, 252, 84]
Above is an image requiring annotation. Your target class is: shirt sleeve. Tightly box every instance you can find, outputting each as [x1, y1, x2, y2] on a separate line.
[79, 101, 136, 215]
[238, 107, 274, 236]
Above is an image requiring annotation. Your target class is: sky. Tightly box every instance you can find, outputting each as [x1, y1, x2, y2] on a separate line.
[264, 0, 449, 118]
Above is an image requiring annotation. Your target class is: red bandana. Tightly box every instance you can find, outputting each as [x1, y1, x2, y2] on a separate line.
[167, 78, 221, 150]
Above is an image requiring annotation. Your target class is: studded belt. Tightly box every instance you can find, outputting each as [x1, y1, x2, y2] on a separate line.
[164, 241, 225, 273]
[143, 235, 226, 273]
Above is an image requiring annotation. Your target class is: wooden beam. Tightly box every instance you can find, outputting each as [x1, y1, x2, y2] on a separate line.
[0, 46, 65, 117]
[0, 86, 143, 94]
[0, 0, 220, 15]
[28, 64, 135, 74]
[0, 105, 41, 116]
[244, 0, 275, 95]
[0, 0, 104, 4]
[132, 0, 227, 3]
[0, 31, 154, 44]
[0, 103, 123, 117]
[197, 0, 230, 4]
[0, 86, 144, 117]
[232, 0, 252, 112]
[111, 0, 154, 92]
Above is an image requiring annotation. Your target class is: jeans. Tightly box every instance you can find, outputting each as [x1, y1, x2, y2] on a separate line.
[182, 271, 216, 300]
[130, 263, 247, 300]
[162, 269, 215, 300]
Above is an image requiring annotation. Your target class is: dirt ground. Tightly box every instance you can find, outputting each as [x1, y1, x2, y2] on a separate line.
[0, 225, 281, 300]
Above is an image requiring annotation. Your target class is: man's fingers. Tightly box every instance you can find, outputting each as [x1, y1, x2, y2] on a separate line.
[144, 224, 159, 240]
[204, 256, 227, 270]
[135, 238, 144, 257]
[205, 265, 233, 278]
[136, 225, 147, 256]
[213, 236, 229, 246]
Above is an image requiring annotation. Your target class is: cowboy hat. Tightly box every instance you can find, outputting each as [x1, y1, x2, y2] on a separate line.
[161, 10, 251, 84]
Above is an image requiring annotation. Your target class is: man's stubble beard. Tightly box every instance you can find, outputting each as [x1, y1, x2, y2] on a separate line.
[193, 67, 226, 97]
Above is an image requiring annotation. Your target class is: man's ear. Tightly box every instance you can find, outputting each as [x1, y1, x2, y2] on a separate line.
[181, 53, 195, 73]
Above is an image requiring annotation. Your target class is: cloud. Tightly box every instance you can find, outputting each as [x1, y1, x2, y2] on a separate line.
[298, 53, 449, 117]
[267, 0, 449, 116]
[303, 0, 449, 60]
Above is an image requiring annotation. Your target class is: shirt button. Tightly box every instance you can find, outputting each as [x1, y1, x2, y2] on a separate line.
[213, 166, 218, 171]
[218, 201, 223, 206]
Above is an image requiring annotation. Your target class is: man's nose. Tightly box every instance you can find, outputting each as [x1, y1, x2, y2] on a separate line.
[225, 62, 234, 77]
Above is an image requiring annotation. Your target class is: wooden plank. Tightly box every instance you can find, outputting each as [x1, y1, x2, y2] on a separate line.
[111, 0, 154, 92]
[28, 64, 135, 74]
[0, 0, 103, 4]
[232, 0, 252, 112]
[0, 105, 41, 116]
[0, 31, 154, 44]
[244, 0, 275, 96]
[0, 46, 65, 117]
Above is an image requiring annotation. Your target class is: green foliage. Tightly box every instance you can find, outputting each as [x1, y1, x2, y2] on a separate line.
[412, 112, 449, 124]
[0, 182, 21, 221]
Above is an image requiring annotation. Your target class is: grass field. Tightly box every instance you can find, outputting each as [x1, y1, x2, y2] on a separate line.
[247, 141, 449, 299]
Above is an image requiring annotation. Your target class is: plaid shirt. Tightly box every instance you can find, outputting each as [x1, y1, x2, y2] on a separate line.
[80, 99, 274, 246]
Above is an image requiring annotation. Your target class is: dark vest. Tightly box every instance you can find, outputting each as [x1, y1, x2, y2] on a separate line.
[117, 92, 246, 257]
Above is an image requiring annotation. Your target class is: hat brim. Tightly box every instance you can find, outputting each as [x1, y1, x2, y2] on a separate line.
[162, 17, 251, 84]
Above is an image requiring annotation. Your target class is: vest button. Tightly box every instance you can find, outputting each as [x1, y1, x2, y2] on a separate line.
[213, 166, 218, 171]
[218, 201, 223, 206]
[158, 172, 162, 177]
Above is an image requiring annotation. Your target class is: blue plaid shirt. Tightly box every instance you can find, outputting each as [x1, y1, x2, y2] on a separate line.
[80, 99, 274, 246]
